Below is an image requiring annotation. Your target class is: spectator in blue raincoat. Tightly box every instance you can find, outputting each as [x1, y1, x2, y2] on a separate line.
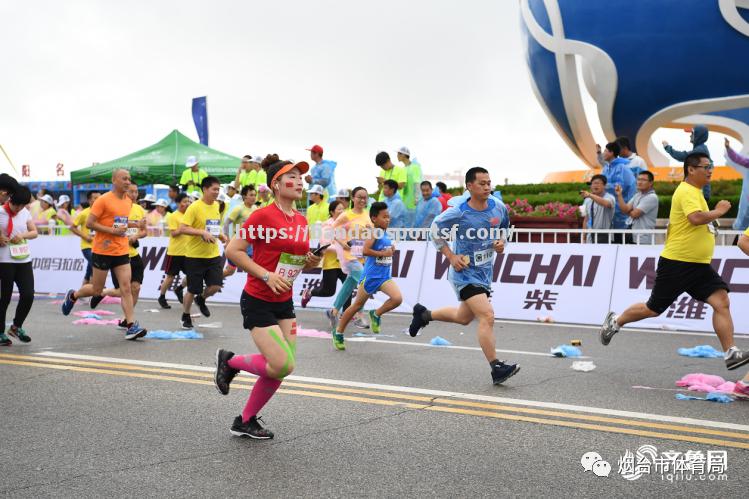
[601, 141, 636, 241]
[414, 181, 442, 229]
[382, 179, 407, 229]
[305, 144, 337, 199]
[663, 124, 712, 200]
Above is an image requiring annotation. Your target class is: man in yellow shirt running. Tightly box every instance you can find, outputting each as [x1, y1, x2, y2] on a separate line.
[600, 152, 749, 371]
[179, 176, 228, 329]
[69, 190, 101, 286]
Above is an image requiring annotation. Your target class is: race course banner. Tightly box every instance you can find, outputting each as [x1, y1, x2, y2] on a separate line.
[26, 237, 749, 333]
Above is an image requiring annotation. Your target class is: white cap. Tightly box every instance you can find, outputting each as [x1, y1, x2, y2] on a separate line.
[40, 194, 55, 205]
[56, 194, 70, 207]
[251, 155, 263, 163]
[397, 146, 411, 157]
[189, 190, 201, 199]
[335, 188, 350, 199]
[308, 185, 325, 195]
[218, 192, 228, 202]
[154, 199, 169, 207]
[142, 194, 156, 203]
[185, 156, 199, 167]
[224, 183, 237, 191]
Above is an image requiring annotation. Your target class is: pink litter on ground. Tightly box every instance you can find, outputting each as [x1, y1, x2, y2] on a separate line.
[675, 373, 736, 394]
[296, 328, 331, 338]
[50, 300, 64, 305]
[73, 310, 116, 317]
[73, 319, 121, 326]
[100, 296, 121, 304]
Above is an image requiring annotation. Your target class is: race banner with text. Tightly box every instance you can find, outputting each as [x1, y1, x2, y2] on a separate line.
[416, 243, 618, 326]
[25, 237, 749, 333]
[610, 245, 749, 332]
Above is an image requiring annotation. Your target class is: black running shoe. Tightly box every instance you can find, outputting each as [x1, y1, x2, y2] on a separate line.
[491, 362, 520, 385]
[409, 303, 429, 337]
[230, 415, 274, 440]
[214, 349, 239, 395]
[158, 295, 171, 309]
[195, 294, 211, 317]
[181, 314, 194, 330]
[175, 285, 184, 304]
[116, 318, 128, 330]
[90, 295, 104, 309]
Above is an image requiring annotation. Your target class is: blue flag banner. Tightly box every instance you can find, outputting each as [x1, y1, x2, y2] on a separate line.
[192, 96, 208, 146]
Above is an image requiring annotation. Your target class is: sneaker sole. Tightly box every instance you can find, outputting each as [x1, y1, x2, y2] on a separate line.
[124, 330, 147, 340]
[726, 356, 749, 371]
[599, 312, 616, 346]
[214, 349, 229, 396]
[229, 429, 273, 440]
[493, 365, 521, 385]
[181, 324, 193, 330]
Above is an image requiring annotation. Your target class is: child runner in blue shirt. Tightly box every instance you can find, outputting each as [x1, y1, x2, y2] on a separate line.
[408, 167, 520, 385]
[332, 202, 402, 350]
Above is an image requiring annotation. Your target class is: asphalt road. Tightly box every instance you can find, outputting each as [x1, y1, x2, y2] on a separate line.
[1, 295, 748, 498]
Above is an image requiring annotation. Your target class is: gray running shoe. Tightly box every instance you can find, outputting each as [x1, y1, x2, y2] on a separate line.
[599, 311, 619, 346]
[726, 348, 749, 371]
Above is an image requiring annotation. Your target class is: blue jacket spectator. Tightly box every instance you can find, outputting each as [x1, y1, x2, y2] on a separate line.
[601, 141, 636, 229]
[414, 181, 443, 228]
[382, 179, 407, 228]
[663, 124, 712, 200]
[306, 144, 337, 197]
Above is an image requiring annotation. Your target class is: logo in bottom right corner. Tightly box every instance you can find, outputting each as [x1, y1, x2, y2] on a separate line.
[616, 445, 728, 482]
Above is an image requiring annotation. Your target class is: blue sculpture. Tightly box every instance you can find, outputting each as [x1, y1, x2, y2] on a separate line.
[520, 0, 749, 167]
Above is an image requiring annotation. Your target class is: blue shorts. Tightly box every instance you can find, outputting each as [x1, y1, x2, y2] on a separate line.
[360, 275, 392, 295]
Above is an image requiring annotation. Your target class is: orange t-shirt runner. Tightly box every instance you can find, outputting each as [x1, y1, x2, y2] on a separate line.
[90, 191, 133, 256]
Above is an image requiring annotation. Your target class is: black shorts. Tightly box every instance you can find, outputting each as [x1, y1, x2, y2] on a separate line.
[184, 256, 223, 295]
[165, 255, 186, 277]
[646, 257, 730, 314]
[459, 284, 492, 302]
[111, 255, 144, 288]
[91, 252, 129, 271]
[240, 291, 295, 330]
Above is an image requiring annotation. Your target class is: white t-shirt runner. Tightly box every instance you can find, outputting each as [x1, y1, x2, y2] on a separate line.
[0, 207, 32, 264]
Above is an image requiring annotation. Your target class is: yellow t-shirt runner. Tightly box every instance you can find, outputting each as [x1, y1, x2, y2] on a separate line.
[339, 209, 373, 263]
[378, 166, 407, 201]
[73, 207, 93, 250]
[127, 204, 146, 258]
[661, 182, 715, 264]
[182, 199, 221, 259]
[167, 211, 188, 256]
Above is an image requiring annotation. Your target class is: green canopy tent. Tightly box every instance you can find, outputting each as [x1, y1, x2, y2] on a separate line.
[70, 130, 242, 185]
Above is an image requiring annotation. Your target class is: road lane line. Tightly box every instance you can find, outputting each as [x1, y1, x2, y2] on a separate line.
[4, 357, 749, 450]
[25, 351, 749, 433]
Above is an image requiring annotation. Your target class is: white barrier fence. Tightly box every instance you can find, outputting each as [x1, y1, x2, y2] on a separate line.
[26, 236, 749, 333]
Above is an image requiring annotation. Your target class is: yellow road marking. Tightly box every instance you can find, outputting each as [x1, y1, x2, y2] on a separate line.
[2, 356, 749, 450]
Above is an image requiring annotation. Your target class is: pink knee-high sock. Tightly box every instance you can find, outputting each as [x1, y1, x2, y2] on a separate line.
[242, 376, 282, 422]
[227, 354, 268, 377]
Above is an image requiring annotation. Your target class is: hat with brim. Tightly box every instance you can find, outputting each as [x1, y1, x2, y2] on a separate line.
[40, 194, 55, 205]
[308, 185, 325, 196]
[268, 160, 310, 186]
[154, 199, 168, 207]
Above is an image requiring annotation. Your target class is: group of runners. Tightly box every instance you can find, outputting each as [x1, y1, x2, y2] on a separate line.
[2, 150, 749, 440]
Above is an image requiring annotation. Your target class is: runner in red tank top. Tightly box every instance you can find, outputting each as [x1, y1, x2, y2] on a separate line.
[213, 155, 321, 440]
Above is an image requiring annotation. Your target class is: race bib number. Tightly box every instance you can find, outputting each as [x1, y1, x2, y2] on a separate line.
[126, 226, 139, 236]
[206, 219, 221, 236]
[275, 253, 306, 283]
[350, 239, 364, 258]
[112, 216, 128, 230]
[473, 247, 494, 267]
[376, 247, 392, 266]
[9, 241, 30, 260]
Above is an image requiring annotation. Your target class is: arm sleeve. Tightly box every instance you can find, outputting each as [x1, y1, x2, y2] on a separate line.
[727, 147, 749, 168]
[680, 190, 704, 218]
[182, 204, 197, 228]
[638, 194, 659, 215]
[430, 205, 462, 251]
[664, 145, 689, 161]
[90, 197, 104, 219]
